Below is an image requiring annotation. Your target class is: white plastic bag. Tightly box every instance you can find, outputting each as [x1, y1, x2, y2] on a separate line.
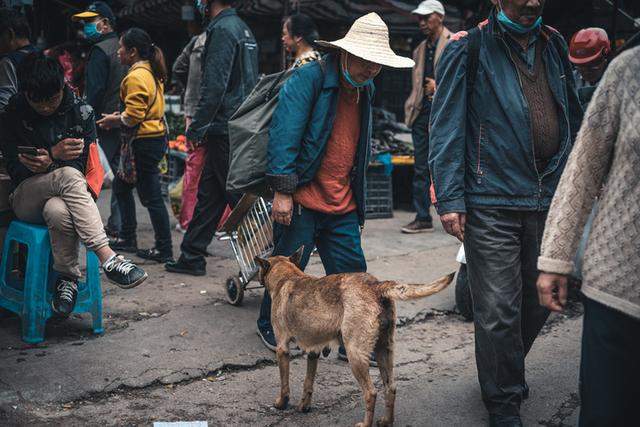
[97, 143, 114, 188]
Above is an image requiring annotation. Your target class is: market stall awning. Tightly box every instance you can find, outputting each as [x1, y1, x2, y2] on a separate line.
[116, 0, 463, 33]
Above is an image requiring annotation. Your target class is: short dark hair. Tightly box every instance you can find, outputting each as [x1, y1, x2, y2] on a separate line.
[0, 7, 31, 40]
[18, 53, 65, 102]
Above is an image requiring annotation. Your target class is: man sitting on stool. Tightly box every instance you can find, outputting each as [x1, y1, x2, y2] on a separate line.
[0, 53, 147, 317]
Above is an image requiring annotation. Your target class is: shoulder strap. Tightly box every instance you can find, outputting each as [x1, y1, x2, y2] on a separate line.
[466, 27, 482, 96]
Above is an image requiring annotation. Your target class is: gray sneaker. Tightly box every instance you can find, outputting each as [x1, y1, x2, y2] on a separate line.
[401, 219, 434, 234]
[103, 255, 147, 289]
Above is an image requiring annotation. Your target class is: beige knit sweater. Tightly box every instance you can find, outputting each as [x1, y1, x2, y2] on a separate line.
[538, 47, 640, 320]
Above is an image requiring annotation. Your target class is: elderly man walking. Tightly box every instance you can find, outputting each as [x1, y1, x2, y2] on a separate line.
[429, 0, 582, 425]
[537, 47, 640, 427]
[256, 13, 414, 357]
[402, 0, 451, 234]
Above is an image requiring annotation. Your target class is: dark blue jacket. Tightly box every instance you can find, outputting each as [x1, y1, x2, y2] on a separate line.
[267, 53, 374, 225]
[429, 15, 583, 215]
[187, 8, 259, 141]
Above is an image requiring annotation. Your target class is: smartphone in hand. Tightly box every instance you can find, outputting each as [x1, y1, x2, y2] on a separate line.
[17, 146, 40, 156]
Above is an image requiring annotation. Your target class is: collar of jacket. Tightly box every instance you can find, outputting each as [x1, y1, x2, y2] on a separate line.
[92, 31, 117, 45]
[322, 52, 375, 93]
[207, 7, 237, 29]
[128, 60, 153, 75]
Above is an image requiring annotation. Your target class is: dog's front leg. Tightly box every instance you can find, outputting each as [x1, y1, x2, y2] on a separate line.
[297, 351, 320, 412]
[275, 346, 291, 410]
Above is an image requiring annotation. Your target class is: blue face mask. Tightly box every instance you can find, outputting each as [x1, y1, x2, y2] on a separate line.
[83, 22, 100, 41]
[341, 58, 373, 88]
[497, 9, 542, 35]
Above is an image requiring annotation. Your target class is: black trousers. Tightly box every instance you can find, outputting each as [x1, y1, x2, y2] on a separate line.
[579, 297, 640, 426]
[179, 134, 238, 266]
[113, 136, 172, 255]
[464, 208, 550, 416]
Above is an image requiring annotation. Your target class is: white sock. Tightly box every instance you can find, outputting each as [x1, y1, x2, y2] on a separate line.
[103, 254, 117, 268]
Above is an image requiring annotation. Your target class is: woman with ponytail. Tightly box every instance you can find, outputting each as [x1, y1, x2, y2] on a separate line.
[282, 13, 321, 69]
[97, 27, 173, 263]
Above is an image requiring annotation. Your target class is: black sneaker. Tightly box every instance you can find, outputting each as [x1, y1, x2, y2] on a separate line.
[109, 237, 138, 253]
[489, 414, 523, 427]
[257, 325, 277, 352]
[165, 258, 206, 276]
[401, 219, 434, 234]
[103, 255, 148, 289]
[337, 345, 378, 367]
[52, 277, 78, 317]
[136, 247, 174, 263]
[523, 381, 530, 400]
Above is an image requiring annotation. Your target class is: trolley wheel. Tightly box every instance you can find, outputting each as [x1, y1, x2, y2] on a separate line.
[225, 276, 244, 306]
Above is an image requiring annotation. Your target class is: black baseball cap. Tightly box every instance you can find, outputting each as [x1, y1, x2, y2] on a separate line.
[72, 1, 116, 24]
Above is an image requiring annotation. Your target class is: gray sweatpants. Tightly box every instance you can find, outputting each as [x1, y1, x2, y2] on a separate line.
[10, 167, 110, 279]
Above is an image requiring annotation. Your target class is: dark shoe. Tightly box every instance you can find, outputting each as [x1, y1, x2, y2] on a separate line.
[109, 237, 138, 253]
[104, 225, 119, 239]
[337, 345, 378, 367]
[401, 219, 434, 234]
[103, 255, 148, 289]
[52, 277, 78, 317]
[136, 247, 174, 263]
[165, 258, 206, 276]
[523, 381, 530, 400]
[257, 325, 277, 352]
[489, 414, 523, 427]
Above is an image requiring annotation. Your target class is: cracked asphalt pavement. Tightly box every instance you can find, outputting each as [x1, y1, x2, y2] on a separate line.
[0, 191, 583, 426]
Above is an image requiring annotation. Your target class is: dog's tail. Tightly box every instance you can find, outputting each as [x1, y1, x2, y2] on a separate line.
[381, 272, 455, 301]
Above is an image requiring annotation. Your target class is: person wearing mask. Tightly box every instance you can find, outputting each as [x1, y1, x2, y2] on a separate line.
[257, 14, 414, 362]
[97, 28, 173, 264]
[569, 27, 610, 108]
[537, 46, 640, 427]
[281, 13, 321, 69]
[171, 31, 207, 232]
[402, 0, 451, 234]
[72, 1, 127, 239]
[0, 7, 37, 112]
[165, 0, 258, 276]
[0, 53, 147, 316]
[429, 0, 583, 424]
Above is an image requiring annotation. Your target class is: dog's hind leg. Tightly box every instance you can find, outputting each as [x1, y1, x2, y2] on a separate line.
[346, 348, 377, 427]
[275, 340, 292, 410]
[374, 323, 396, 426]
[297, 351, 320, 413]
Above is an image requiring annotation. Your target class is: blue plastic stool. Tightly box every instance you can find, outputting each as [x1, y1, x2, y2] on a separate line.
[0, 220, 103, 343]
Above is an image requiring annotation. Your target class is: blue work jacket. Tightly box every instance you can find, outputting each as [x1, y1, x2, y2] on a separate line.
[429, 14, 583, 215]
[266, 53, 374, 225]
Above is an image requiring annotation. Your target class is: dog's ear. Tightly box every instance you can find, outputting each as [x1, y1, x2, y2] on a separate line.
[289, 245, 305, 268]
[255, 256, 271, 272]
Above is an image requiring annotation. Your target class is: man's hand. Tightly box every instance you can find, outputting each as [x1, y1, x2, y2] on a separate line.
[440, 212, 466, 242]
[272, 191, 293, 225]
[19, 149, 52, 173]
[537, 272, 569, 312]
[51, 138, 84, 161]
[424, 77, 436, 96]
[96, 112, 121, 130]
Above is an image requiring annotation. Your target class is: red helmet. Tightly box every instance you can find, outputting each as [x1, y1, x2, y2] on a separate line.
[569, 28, 611, 65]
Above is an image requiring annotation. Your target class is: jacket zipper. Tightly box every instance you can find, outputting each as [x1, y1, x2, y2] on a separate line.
[502, 39, 543, 208]
[477, 123, 483, 176]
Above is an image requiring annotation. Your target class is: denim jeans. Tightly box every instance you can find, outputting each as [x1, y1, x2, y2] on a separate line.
[464, 208, 550, 416]
[113, 135, 172, 255]
[257, 206, 367, 331]
[411, 109, 432, 222]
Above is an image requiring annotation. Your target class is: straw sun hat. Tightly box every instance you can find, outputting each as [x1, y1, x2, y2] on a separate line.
[316, 12, 415, 69]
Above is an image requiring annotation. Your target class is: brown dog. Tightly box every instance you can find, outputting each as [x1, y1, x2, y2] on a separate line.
[255, 247, 454, 427]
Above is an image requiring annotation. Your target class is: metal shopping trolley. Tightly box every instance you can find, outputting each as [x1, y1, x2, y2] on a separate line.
[218, 194, 274, 305]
